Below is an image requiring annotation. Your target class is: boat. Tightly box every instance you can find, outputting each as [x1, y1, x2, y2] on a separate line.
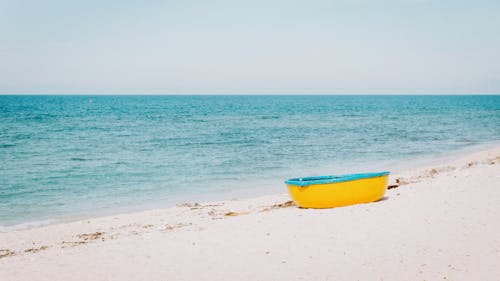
[284, 172, 390, 208]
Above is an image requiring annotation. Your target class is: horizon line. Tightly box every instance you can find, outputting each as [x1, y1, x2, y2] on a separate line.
[1, 93, 499, 96]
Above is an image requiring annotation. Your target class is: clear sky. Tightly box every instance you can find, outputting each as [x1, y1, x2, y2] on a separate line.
[1, 0, 499, 94]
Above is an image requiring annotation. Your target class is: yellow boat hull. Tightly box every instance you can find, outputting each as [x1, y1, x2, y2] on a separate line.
[286, 173, 389, 208]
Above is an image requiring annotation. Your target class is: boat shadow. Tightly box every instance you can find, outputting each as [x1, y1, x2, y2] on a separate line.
[375, 196, 389, 202]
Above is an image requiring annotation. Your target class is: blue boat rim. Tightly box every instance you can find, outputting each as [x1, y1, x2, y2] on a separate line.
[285, 172, 390, 187]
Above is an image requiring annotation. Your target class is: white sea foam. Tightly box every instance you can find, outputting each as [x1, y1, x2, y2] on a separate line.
[0, 219, 57, 232]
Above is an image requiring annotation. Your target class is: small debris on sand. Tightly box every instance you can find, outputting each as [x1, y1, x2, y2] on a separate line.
[24, 245, 49, 253]
[261, 200, 296, 212]
[224, 211, 250, 217]
[387, 184, 399, 189]
[273, 201, 295, 208]
[466, 156, 499, 166]
[391, 165, 457, 188]
[428, 168, 438, 177]
[396, 178, 411, 185]
[272, 200, 296, 208]
[177, 202, 201, 208]
[60, 232, 106, 247]
[61, 241, 87, 247]
[207, 209, 218, 217]
[77, 231, 105, 241]
[177, 202, 224, 210]
[119, 223, 141, 229]
[0, 249, 15, 259]
[164, 223, 187, 231]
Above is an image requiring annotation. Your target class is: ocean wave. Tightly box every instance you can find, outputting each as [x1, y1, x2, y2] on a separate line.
[0, 219, 57, 232]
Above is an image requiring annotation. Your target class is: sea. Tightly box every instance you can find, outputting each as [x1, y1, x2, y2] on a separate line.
[1, 95, 499, 229]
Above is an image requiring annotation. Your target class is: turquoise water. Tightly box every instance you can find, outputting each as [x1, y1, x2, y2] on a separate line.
[1, 95, 499, 227]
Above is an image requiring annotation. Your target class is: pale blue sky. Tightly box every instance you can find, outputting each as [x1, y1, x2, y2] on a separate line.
[1, 0, 499, 94]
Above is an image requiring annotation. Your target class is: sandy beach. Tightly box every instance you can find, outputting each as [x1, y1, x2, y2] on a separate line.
[1, 146, 499, 281]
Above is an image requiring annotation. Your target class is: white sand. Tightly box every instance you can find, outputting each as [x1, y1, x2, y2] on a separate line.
[1, 146, 499, 281]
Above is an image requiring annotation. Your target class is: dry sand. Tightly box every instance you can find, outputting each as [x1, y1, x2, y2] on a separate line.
[1, 146, 499, 281]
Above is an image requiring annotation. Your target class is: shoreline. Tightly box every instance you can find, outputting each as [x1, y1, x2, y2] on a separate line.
[1, 145, 499, 280]
[2, 140, 499, 232]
